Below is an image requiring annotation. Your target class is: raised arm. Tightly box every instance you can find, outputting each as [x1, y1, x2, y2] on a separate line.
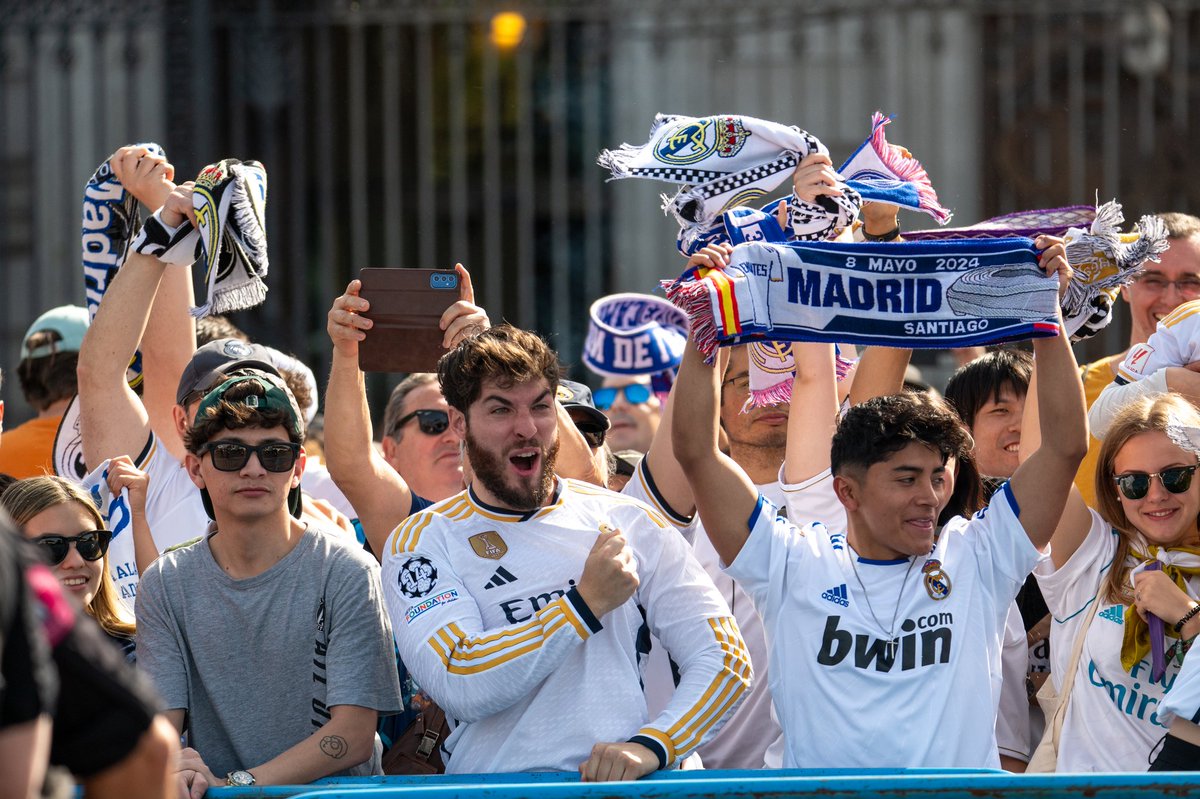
[782, 343, 840, 485]
[108, 149, 197, 461]
[324, 280, 415, 556]
[672, 335, 761, 565]
[1007, 237, 1090, 552]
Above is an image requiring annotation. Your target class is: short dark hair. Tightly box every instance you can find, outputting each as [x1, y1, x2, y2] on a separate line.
[831, 393, 973, 476]
[16, 350, 79, 411]
[943, 348, 1032, 431]
[437, 325, 561, 414]
[184, 375, 303, 454]
[382, 373, 440, 441]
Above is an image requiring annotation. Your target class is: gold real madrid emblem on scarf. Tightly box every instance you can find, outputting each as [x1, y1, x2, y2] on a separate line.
[922, 559, 952, 600]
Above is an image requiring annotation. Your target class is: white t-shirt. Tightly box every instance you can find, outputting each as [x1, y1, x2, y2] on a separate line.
[1034, 509, 1195, 771]
[727, 481, 1042, 768]
[780, 467, 1035, 764]
[624, 458, 786, 769]
[382, 479, 749, 774]
[105, 434, 211, 612]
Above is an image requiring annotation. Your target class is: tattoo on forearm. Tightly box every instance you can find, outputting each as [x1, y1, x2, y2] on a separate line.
[320, 735, 348, 759]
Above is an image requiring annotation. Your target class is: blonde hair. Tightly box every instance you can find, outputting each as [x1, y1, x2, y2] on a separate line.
[1094, 394, 1200, 606]
[1, 476, 136, 639]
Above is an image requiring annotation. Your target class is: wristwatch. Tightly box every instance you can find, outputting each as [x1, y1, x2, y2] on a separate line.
[226, 770, 256, 787]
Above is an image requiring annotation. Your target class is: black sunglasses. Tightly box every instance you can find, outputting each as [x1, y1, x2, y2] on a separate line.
[34, 530, 112, 566]
[392, 409, 449, 437]
[200, 440, 301, 472]
[1114, 464, 1199, 501]
[574, 423, 607, 449]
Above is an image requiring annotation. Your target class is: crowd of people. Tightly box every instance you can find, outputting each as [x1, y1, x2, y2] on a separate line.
[2, 138, 1200, 799]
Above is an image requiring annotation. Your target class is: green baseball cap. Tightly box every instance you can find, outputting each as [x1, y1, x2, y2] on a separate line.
[192, 371, 305, 521]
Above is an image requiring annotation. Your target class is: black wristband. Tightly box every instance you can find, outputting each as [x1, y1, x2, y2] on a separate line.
[1175, 602, 1200, 634]
[862, 223, 901, 242]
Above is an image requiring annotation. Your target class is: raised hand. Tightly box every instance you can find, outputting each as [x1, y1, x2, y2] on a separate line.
[575, 525, 639, 618]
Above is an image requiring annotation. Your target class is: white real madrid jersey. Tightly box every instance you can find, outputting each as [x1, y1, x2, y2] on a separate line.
[381, 478, 751, 774]
[725, 482, 1043, 768]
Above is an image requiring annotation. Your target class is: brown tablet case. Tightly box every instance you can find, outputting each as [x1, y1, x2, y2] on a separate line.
[357, 268, 460, 373]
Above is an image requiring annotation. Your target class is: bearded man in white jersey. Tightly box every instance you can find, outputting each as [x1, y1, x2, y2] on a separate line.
[672, 238, 1089, 768]
[380, 324, 750, 780]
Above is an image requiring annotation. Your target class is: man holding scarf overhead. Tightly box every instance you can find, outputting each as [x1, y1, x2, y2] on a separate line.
[670, 237, 1089, 768]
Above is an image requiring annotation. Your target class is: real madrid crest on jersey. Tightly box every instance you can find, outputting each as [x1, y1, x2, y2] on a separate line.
[922, 558, 952, 601]
[469, 531, 508, 560]
[398, 556, 438, 599]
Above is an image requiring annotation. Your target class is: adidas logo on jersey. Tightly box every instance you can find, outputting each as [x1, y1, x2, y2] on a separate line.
[821, 584, 850, 607]
[1099, 605, 1124, 624]
[484, 566, 519, 590]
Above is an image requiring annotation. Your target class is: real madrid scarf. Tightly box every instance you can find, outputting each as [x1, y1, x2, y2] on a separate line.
[663, 238, 1061, 361]
[906, 200, 1168, 343]
[82, 144, 166, 389]
[583, 293, 688, 394]
[132, 158, 269, 318]
[598, 112, 951, 256]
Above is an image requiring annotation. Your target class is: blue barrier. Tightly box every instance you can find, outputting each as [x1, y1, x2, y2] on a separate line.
[206, 769, 1200, 798]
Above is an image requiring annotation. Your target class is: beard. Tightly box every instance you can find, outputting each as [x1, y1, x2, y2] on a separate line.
[465, 431, 559, 511]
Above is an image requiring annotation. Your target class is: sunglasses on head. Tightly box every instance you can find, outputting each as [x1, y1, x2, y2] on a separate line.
[200, 440, 301, 472]
[392, 409, 450, 437]
[1113, 464, 1199, 501]
[592, 384, 652, 411]
[34, 530, 112, 566]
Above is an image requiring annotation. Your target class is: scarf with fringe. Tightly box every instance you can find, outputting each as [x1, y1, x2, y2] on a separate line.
[720, 204, 855, 408]
[1059, 201, 1168, 342]
[131, 158, 269, 318]
[598, 112, 949, 256]
[663, 238, 1061, 361]
[906, 205, 1098, 241]
[81, 144, 165, 389]
[907, 200, 1167, 342]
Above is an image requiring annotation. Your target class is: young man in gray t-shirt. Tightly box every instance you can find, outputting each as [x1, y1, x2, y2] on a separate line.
[136, 371, 402, 794]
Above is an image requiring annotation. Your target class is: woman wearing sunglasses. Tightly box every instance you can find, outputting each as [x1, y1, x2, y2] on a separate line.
[1, 475, 136, 660]
[1033, 393, 1200, 771]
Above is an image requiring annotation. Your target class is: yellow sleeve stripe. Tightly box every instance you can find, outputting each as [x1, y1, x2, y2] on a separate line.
[428, 601, 576, 676]
[634, 727, 676, 766]
[452, 608, 567, 662]
[672, 655, 750, 756]
[558, 596, 591, 640]
[393, 512, 436, 554]
[454, 610, 553, 650]
[665, 617, 752, 754]
[1159, 300, 1200, 329]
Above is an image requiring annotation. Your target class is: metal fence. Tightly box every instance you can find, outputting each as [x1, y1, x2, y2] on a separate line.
[1, 0, 1197, 421]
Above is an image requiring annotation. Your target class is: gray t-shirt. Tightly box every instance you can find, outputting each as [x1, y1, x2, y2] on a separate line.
[136, 523, 403, 777]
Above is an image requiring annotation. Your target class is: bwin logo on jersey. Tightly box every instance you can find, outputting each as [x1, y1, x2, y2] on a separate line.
[821, 584, 849, 607]
[817, 613, 954, 672]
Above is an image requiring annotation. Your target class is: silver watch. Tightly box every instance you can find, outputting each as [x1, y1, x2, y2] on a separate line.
[226, 770, 256, 787]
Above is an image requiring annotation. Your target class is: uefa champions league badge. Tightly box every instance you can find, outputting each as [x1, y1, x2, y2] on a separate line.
[922, 558, 952, 601]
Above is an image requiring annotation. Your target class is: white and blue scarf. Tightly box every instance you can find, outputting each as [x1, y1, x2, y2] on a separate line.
[664, 238, 1061, 360]
[132, 158, 270, 318]
[82, 143, 166, 388]
[598, 112, 951, 255]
